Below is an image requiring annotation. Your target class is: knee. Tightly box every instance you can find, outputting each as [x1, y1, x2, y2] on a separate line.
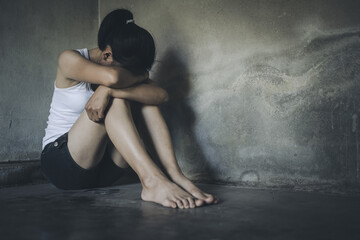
[110, 98, 130, 109]
[106, 99, 132, 118]
[140, 104, 160, 115]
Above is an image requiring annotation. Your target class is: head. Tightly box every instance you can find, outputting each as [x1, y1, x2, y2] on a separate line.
[98, 9, 155, 75]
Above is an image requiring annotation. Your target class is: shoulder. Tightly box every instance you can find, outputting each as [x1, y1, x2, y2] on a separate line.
[56, 50, 84, 87]
[57, 49, 91, 79]
[55, 48, 115, 87]
[58, 50, 84, 64]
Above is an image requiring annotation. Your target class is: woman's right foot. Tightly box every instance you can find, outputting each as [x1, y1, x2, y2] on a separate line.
[141, 176, 199, 209]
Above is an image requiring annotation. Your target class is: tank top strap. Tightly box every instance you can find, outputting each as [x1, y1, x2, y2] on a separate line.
[76, 48, 89, 60]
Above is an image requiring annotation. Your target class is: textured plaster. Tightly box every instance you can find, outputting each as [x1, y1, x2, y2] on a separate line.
[1, 0, 360, 189]
[100, 0, 360, 187]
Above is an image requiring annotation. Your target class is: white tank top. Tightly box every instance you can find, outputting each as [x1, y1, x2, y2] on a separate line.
[42, 48, 94, 149]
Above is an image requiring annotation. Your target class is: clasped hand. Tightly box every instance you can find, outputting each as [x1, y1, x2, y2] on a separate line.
[85, 85, 111, 122]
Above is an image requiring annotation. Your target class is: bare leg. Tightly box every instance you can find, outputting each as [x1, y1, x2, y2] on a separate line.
[136, 104, 218, 205]
[68, 99, 199, 208]
[68, 111, 129, 170]
[68, 110, 109, 170]
[104, 98, 199, 209]
[106, 140, 129, 169]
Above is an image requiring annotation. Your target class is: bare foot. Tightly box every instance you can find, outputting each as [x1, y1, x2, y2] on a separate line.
[141, 176, 199, 209]
[171, 174, 218, 207]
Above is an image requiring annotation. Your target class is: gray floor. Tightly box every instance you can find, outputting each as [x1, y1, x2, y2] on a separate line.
[0, 183, 359, 240]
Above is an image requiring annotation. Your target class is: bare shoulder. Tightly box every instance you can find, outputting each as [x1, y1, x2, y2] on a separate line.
[58, 49, 84, 69]
[59, 49, 82, 59]
[55, 49, 115, 86]
[56, 50, 82, 88]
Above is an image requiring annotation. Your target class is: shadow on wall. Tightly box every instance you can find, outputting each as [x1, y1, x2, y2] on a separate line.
[152, 48, 216, 182]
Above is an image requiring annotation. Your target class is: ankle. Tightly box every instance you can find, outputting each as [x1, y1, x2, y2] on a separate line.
[168, 171, 187, 182]
[141, 174, 168, 189]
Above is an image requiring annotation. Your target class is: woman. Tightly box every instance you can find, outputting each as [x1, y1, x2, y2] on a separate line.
[41, 9, 217, 209]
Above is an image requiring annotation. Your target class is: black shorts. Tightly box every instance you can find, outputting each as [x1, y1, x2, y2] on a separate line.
[41, 132, 126, 190]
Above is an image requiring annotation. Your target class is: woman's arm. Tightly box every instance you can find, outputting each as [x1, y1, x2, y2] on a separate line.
[85, 79, 168, 122]
[108, 79, 169, 105]
[58, 50, 147, 88]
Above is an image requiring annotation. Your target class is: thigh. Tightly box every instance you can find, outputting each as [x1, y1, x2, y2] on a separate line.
[67, 110, 109, 169]
[41, 132, 99, 190]
[41, 133, 125, 190]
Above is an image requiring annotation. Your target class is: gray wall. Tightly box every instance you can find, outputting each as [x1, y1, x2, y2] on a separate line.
[0, 0, 98, 162]
[100, 0, 360, 188]
[1, 0, 360, 190]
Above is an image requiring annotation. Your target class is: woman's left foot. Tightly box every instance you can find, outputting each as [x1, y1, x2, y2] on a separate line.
[171, 174, 219, 207]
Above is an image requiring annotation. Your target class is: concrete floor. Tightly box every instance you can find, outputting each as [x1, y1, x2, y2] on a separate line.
[0, 183, 359, 240]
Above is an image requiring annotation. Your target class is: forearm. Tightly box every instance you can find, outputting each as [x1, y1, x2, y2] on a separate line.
[106, 82, 169, 105]
[107, 67, 148, 89]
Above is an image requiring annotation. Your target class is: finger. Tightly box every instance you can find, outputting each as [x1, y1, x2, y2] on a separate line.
[85, 109, 91, 119]
[95, 111, 101, 121]
[96, 110, 103, 121]
[91, 112, 97, 122]
[98, 111, 105, 119]
[91, 112, 98, 122]
[88, 111, 94, 121]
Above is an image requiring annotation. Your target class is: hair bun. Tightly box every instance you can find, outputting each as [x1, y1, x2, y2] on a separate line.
[126, 19, 135, 24]
[98, 8, 155, 75]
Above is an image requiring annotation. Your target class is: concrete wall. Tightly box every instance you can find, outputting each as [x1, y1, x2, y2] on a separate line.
[0, 0, 98, 162]
[100, 0, 360, 188]
[1, 0, 359, 190]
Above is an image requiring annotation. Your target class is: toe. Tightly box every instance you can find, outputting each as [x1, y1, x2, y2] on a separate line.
[204, 193, 215, 204]
[188, 197, 196, 208]
[181, 199, 189, 209]
[176, 199, 184, 209]
[191, 190, 208, 201]
[195, 199, 204, 207]
[163, 199, 177, 208]
[170, 201, 177, 208]
[189, 188, 217, 205]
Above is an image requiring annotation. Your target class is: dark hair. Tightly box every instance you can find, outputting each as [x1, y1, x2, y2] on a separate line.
[98, 9, 155, 75]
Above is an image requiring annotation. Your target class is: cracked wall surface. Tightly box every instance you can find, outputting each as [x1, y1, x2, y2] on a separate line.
[101, 0, 360, 187]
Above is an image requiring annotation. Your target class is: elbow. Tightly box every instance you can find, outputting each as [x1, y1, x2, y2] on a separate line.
[161, 90, 169, 103]
[106, 68, 120, 87]
[106, 67, 138, 89]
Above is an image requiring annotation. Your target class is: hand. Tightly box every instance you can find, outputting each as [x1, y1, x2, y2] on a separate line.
[85, 85, 111, 122]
